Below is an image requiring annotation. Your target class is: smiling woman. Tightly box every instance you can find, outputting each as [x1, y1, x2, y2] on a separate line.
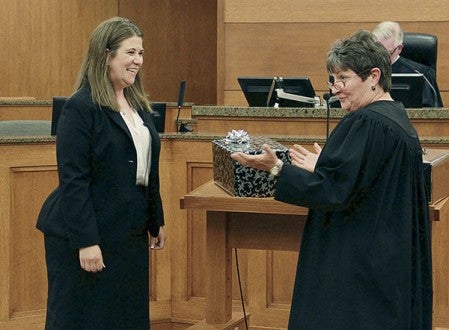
[107, 35, 145, 125]
[36, 17, 167, 329]
[326, 30, 393, 112]
[107, 36, 144, 92]
[231, 30, 432, 329]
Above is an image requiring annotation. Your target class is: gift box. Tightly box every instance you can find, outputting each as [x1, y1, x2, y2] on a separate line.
[212, 130, 290, 197]
[422, 148, 449, 204]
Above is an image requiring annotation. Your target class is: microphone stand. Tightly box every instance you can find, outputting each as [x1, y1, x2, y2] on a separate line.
[175, 80, 193, 133]
[274, 88, 318, 106]
[267, 77, 319, 107]
[323, 93, 331, 140]
[176, 106, 193, 133]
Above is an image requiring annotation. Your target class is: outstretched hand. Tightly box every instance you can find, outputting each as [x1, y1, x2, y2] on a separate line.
[290, 143, 321, 172]
[230, 144, 278, 171]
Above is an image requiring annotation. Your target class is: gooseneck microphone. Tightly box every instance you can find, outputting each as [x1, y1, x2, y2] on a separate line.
[175, 80, 192, 133]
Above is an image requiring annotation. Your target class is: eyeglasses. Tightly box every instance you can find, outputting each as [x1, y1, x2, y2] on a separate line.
[327, 68, 373, 91]
[388, 45, 400, 55]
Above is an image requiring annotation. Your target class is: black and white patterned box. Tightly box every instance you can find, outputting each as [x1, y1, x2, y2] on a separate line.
[212, 131, 290, 197]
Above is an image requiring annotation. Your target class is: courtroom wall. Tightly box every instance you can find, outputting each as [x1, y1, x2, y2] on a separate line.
[3, 1, 447, 108]
[0, 0, 216, 106]
[219, 0, 449, 107]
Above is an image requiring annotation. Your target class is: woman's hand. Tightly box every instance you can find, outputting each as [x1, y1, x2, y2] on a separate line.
[290, 143, 322, 172]
[230, 144, 278, 171]
[79, 245, 105, 272]
[150, 226, 167, 250]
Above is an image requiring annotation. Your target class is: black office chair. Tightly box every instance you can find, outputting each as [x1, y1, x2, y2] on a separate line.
[151, 102, 166, 133]
[401, 32, 438, 73]
[51, 96, 67, 135]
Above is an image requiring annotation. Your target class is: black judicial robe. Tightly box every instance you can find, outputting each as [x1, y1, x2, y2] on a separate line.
[275, 101, 432, 330]
[392, 56, 443, 107]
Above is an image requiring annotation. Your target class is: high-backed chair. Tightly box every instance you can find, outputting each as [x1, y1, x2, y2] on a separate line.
[51, 96, 67, 136]
[401, 32, 438, 74]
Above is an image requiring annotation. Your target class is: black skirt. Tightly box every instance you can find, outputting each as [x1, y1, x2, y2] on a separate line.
[43, 187, 150, 330]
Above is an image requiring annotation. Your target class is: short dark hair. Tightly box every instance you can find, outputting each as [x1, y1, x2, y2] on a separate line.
[326, 30, 392, 92]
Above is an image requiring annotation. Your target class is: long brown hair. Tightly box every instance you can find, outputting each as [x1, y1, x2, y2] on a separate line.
[73, 17, 151, 112]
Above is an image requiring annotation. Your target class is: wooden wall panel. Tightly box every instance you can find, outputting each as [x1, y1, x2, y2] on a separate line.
[108, 0, 217, 106]
[0, 0, 118, 99]
[0, 143, 57, 329]
[0, 0, 216, 107]
[0, 104, 52, 121]
[9, 167, 58, 317]
[224, 0, 448, 23]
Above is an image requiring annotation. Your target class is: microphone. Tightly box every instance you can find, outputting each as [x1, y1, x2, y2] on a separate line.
[323, 92, 331, 140]
[175, 80, 192, 133]
[177, 80, 186, 108]
[323, 92, 339, 104]
[323, 92, 331, 102]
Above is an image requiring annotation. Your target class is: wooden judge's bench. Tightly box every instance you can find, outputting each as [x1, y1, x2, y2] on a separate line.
[1, 102, 449, 329]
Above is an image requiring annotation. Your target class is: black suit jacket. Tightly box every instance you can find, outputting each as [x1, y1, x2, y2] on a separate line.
[392, 56, 443, 107]
[37, 86, 164, 249]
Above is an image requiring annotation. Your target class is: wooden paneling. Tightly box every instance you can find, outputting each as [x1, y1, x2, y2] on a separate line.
[0, 105, 52, 121]
[0, 143, 57, 329]
[107, 0, 217, 106]
[224, 0, 449, 23]
[9, 167, 57, 317]
[0, 0, 118, 99]
[0, 0, 216, 107]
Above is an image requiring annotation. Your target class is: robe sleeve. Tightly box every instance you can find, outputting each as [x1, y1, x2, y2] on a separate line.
[274, 110, 396, 212]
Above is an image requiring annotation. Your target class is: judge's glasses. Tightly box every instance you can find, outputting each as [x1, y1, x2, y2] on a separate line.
[388, 44, 401, 55]
[327, 68, 373, 91]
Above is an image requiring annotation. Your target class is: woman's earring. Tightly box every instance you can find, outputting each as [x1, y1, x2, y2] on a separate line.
[371, 85, 376, 91]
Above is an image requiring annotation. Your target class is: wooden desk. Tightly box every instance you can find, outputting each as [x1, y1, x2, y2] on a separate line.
[180, 180, 308, 328]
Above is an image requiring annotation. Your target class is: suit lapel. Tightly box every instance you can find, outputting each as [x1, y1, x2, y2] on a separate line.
[104, 108, 133, 140]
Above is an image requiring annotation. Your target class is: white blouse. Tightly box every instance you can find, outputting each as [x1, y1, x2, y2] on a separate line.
[120, 110, 151, 186]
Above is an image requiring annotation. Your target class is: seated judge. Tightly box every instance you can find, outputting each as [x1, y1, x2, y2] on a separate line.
[373, 21, 443, 107]
[231, 30, 432, 329]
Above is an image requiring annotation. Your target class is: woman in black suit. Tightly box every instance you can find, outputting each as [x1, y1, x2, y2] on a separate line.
[37, 17, 166, 329]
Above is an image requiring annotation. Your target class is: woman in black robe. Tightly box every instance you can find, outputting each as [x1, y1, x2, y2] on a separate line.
[231, 30, 432, 329]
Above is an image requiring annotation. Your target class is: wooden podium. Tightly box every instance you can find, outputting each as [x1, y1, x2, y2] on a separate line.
[181, 179, 449, 329]
[180, 181, 308, 328]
